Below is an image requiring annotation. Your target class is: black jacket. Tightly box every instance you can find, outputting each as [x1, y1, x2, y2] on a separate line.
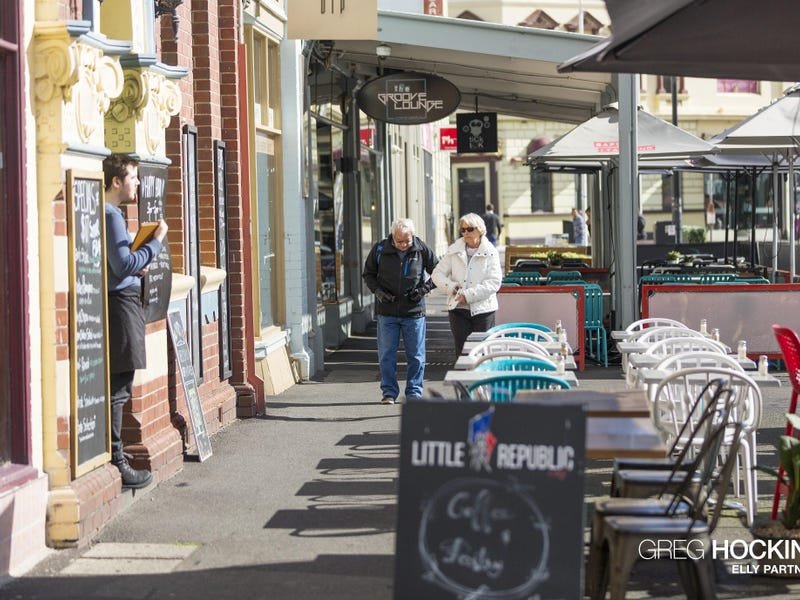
[363, 236, 438, 317]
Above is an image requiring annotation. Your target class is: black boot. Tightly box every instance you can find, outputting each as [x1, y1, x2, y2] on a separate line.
[113, 457, 153, 489]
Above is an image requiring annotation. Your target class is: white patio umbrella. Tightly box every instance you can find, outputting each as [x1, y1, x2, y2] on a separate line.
[527, 105, 714, 163]
[709, 89, 800, 279]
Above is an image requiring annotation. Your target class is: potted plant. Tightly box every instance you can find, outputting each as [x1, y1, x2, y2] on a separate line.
[665, 249, 683, 264]
[547, 251, 563, 267]
[752, 413, 800, 575]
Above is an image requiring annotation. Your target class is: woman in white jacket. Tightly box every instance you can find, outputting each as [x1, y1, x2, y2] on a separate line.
[432, 212, 503, 355]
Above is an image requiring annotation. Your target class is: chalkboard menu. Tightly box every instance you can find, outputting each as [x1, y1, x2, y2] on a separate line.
[214, 141, 232, 379]
[67, 170, 111, 477]
[395, 401, 586, 599]
[167, 310, 212, 461]
[137, 163, 173, 322]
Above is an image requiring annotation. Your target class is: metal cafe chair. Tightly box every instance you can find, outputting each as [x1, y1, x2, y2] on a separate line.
[467, 338, 551, 359]
[472, 354, 557, 372]
[770, 325, 800, 519]
[587, 383, 740, 598]
[593, 421, 745, 600]
[466, 372, 570, 402]
[626, 367, 762, 526]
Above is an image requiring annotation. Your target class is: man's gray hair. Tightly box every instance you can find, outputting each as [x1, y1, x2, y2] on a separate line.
[391, 218, 415, 237]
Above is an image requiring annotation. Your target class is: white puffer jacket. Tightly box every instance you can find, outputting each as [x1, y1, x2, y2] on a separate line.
[432, 236, 503, 316]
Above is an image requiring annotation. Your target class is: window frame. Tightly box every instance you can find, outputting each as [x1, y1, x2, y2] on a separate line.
[0, 1, 30, 465]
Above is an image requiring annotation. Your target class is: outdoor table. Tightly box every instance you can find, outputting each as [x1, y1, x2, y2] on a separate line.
[627, 353, 756, 371]
[453, 354, 577, 370]
[466, 331, 566, 345]
[462, 339, 563, 355]
[638, 368, 782, 390]
[514, 389, 650, 417]
[444, 369, 579, 388]
[584, 417, 667, 459]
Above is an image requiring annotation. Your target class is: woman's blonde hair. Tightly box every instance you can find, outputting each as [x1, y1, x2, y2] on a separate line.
[459, 213, 486, 236]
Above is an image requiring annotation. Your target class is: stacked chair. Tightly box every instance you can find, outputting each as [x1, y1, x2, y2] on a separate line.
[648, 368, 761, 527]
[587, 378, 747, 599]
[770, 325, 800, 519]
[467, 337, 552, 360]
[456, 321, 573, 402]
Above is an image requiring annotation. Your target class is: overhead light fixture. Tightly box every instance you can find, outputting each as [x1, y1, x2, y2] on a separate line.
[376, 44, 391, 59]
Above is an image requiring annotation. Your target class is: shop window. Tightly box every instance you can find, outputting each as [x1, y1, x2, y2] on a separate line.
[661, 173, 675, 212]
[530, 168, 553, 213]
[182, 125, 203, 381]
[717, 79, 759, 94]
[0, 1, 29, 465]
[315, 122, 347, 302]
[457, 166, 488, 217]
[657, 76, 687, 94]
[249, 28, 283, 326]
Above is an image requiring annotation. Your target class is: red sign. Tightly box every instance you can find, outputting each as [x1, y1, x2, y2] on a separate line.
[360, 128, 374, 148]
[440, 127, 458, 151]
[424, 0, 443, 15]
[593, 141, 657, 153]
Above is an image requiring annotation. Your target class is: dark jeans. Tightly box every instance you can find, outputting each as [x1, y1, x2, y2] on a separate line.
[449, 309, 496, 356]
[109, 370, 134, 463]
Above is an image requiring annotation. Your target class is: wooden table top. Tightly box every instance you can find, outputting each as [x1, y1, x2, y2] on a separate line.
[514, 389, 650, 417]
[585, 417, 667, 460]
[512, 391, 666, 460]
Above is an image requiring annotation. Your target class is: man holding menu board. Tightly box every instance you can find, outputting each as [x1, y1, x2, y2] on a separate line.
[103, 154, 168, 489]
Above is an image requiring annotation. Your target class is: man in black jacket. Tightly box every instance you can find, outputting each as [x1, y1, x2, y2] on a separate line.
[363, 218, 437, 404]
[482, 204, 502, 246]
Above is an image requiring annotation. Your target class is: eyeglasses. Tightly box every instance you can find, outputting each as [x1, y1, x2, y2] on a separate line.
[393, 236, 413, 246]
[461, 227, 476, 233]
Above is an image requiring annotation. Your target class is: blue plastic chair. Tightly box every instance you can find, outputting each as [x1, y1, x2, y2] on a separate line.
[699, 273, 735, 284]
[582, 283, 608, 368]
[546, 282, 608, 367]
[546, 270, 583, 284]
[474, 356, 557, 372]
[487, 322, 552, 334]
[467, 373, 571, 402]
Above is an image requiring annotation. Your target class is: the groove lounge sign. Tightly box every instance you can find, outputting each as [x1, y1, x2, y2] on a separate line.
[358, 72, 460, 125]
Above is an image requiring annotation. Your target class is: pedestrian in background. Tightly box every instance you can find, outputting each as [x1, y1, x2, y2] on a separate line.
[585, 206, 592, 237]
[362, 218, 437, 404]
[571, 207, 587, 246]
[103, 154, 168, 489]
[481, 203, 503, 246]
[432, 213, 502, 356]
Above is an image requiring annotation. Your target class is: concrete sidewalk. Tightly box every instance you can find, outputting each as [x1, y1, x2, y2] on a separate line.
[4, 294, 800, 599]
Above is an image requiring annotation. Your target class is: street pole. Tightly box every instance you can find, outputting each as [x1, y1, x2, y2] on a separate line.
[671, 77, 682, 243]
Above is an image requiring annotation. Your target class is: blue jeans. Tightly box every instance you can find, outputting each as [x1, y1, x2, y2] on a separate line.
[377, 315, 426, 399]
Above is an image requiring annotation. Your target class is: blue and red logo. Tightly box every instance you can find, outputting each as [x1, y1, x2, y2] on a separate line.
[467, 407, 497, 472]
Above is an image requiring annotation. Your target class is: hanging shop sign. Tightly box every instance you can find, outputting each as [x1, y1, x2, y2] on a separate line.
[439, 126, 458, 151]
[359, 72, 461, 125]
[457, 112, 498, 153]
[287, 0, 377, 40]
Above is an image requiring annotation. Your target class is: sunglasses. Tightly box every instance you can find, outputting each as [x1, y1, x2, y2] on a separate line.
[461, 227, 476, 233]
